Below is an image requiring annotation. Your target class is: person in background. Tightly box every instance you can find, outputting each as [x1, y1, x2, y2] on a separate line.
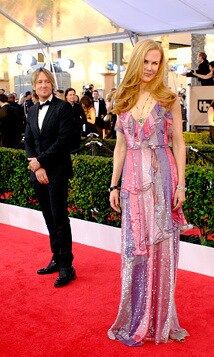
[22, 91, 34, 119]
[0, 93, 22, 148]
[84, 84, 94, 99]
[92, 89, 107, 138]
[80, 95, 96, 135]
[187, 52, 213, 85]
[105, 88, 117, 139]
[74, 94, 80, 103]
[108, 39, 189, 347]
[25, 68, 76, 288]
[7, 93, 25, 142]
[192, 60, 214, 84]
[65, 87, 87, 151]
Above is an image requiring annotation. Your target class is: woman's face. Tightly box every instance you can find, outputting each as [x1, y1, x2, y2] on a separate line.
[141, 49, 161, 83]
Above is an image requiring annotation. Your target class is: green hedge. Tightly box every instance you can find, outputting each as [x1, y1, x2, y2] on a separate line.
[183, 131, 212, 144]
[78, 133, 214, 164]
[0, 148, 213, 241]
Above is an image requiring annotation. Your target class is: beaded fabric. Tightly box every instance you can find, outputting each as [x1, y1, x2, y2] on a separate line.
[108, 103, 189, 346]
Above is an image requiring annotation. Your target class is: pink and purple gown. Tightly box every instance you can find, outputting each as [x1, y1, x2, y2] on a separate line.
[108, 103, 189, 346]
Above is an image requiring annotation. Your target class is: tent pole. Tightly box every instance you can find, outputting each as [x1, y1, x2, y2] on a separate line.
[46, 47, 58, 90]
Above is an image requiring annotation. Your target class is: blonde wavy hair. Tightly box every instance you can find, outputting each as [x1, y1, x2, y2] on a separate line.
[113, 39, 176, 114]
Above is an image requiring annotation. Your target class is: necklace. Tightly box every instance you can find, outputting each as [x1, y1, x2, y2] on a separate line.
[136, 93, 153, 124]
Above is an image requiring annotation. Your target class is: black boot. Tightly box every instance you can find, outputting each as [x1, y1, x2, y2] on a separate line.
[54, 267, 76, 287]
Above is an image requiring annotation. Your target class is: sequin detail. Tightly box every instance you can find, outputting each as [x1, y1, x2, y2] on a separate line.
[109, 104, 189, 346]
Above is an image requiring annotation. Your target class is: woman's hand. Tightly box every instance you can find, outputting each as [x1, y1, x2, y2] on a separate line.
[109, 189, 121, 212]
[173, 188, 186, 210]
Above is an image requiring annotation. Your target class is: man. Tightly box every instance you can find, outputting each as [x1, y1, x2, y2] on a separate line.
[187, 52, 213, 86]
[22, 91, 34, 119]
[8, 93, 25, 138]
[25, 68, 76, 288]
[64, 87, 87, 150]
[0, 93, 22, 148]
[92, 89, 107, 138]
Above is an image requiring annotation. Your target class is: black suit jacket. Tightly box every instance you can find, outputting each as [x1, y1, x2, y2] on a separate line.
[196, 60, 214, 86]
[25, 96, 75, 179]
[93, 98, 107, 118]
[0, 104, 22, 148]
[93, 99, 107, 128]
[69, 102, 87, 151]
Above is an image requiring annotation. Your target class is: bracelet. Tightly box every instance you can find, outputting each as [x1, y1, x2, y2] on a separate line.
[108, 185, 119, 192]
[176, 185, 187, 191]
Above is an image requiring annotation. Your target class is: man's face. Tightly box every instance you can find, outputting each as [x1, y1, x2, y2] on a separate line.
[197, 54, 203, 63]
[93, 91, 99, 101]
[66, 90, 76, 104]
[34, 72, 53, 101]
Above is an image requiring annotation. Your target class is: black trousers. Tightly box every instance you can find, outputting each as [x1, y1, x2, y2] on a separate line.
[33, 172, 73, 268]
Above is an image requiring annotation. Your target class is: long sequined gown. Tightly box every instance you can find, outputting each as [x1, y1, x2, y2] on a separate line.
[108, 103, 189, 346]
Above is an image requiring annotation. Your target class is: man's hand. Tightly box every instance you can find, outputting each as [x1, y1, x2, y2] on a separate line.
[28, 157, 41, 172]
[35, 168, 49, 185]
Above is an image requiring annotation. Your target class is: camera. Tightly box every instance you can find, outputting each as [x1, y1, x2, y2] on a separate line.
[186, 70, 195, 77]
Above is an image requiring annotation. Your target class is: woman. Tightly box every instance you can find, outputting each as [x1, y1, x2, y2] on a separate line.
[80, 95, 96, 135]
[192, 61, 214, 83]
[108, 39, 189, 347]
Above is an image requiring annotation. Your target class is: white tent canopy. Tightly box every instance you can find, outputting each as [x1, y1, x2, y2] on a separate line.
[86, 0, 214, 35]
[0, 0, 214, 55]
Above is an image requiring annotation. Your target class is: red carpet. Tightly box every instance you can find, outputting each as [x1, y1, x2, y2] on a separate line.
[0, 223, 213, 357]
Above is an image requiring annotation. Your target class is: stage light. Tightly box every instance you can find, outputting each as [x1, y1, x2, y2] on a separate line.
[170, 64, 190, 75]
[106, 61, 114, 71]
[16, 53, 37, 67]
[57, 58, 75, 71]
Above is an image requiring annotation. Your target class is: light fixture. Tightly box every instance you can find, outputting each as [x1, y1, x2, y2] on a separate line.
[51, 59, 75, 73]
[16, 53, 37, 67]
[58, 58, 74, 71]
[106, 61, 125, 72]
[170, 64, 190, 75]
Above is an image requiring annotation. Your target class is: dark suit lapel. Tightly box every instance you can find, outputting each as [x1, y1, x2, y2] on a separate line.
[31, 104, 40, 135]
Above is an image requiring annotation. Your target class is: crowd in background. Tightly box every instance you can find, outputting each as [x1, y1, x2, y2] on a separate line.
[1, 50, 214, 149]
[0, 85, 117, 150]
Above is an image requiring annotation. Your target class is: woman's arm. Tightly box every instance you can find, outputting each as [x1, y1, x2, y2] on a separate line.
[192, 70, 213, 79]
[171, 97, 186, 210]
[109, 131, 127, 212]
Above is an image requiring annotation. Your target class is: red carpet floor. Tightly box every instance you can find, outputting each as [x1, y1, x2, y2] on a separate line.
[0, 223, 213, 357]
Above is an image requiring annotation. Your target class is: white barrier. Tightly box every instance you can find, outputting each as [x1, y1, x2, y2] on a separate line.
[0, 203, 213, 277]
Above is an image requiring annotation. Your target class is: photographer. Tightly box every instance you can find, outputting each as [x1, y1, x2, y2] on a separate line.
[186, 52, 213, 85]
[192, 60, 214, 84]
